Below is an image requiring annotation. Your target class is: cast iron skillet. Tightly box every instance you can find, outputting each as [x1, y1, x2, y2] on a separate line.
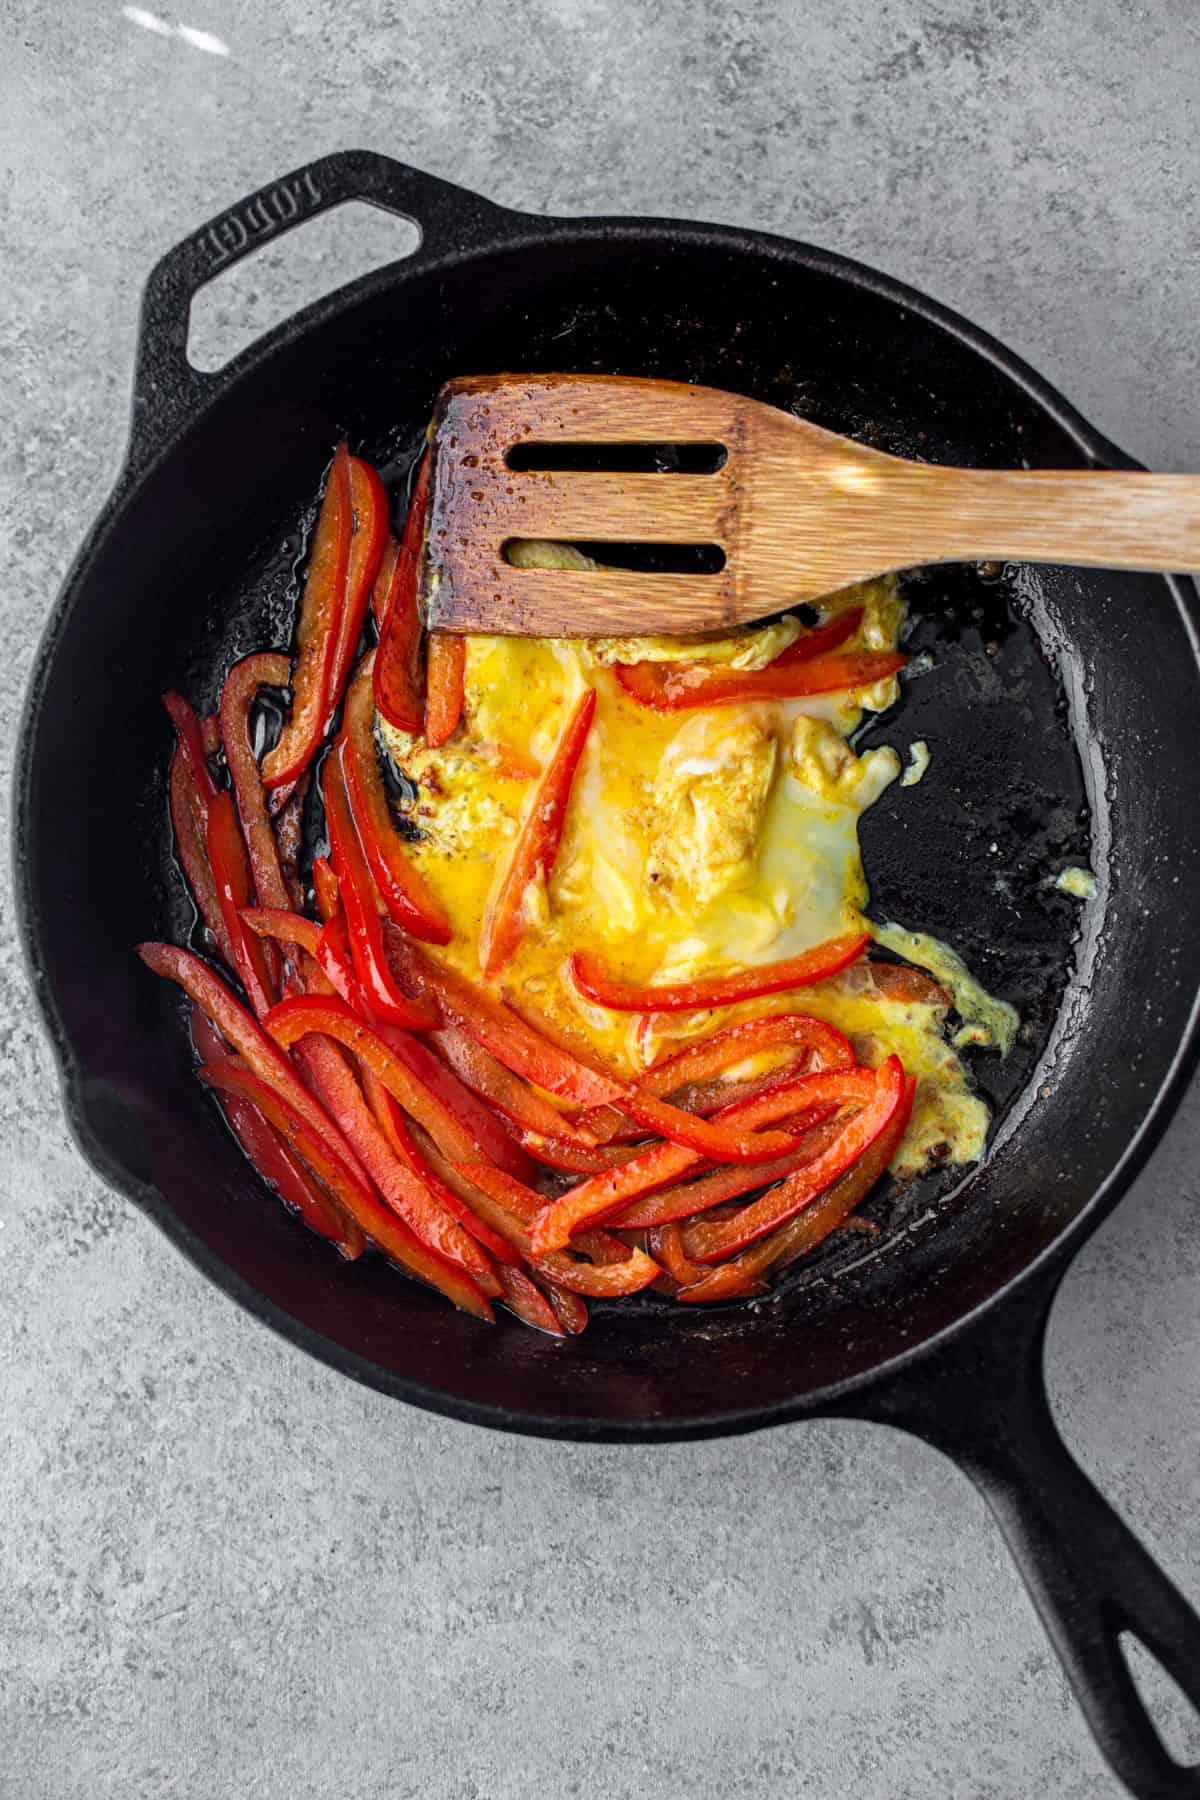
[15, 151, 1200, 1796]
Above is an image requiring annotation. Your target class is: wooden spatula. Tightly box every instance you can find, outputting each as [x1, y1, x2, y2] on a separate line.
[422, 374, 1200, 638]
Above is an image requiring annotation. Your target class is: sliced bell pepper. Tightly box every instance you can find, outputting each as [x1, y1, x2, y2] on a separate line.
[262, 443, 353, 789]
[768, 606, 863, 667]
[374, 1025, 535, 1182]
[218, 652, 293, 910]
[322, 748, 437, 1029]
[424, 631, 466, 747]
[383, 931, 625, 1108]
[315, 914, 371, 1012]
[210, 1078, 361, 1253]
[494, 1263, 567, 1335]
[580, 1013, 853, 1144]
[327, 455, 388, 710]
[431, 1024, 590, 1143]
[614, 647, 906, 711]
[611, 1110, 843, 1228]
[649, 1222, 729, 1293]
[374, 454, 431, 731]
[291, 1025, 500, 1294]
[456, 1164, 661, 1296]
[140, 942, 372, 1168]
[205, 790, 278, 1018]
[342, 655, 452, 943]
[362, 1067, 518, 1265]
[571, 931, 869, 1013]
[677, 1076, 916, 1301]
[163, 689, 219, 802]
[481, 687, 596, 977]
[168, 737, 237, 967]
[529, 1066, 879, 1256]
[264, 993, 512, 1174]
[544, 1280, 589, 1335]
[312, 855, 340, 923]
[198, 1059, 373, 1254]
[273, 773, 308, 910]
[682, 1056, 906, 1262]
[482, 741, 542, 781]
[518, 1132, 644, 1174]
[242, 906, 323, 958]
[618, 1088, 826, 1165]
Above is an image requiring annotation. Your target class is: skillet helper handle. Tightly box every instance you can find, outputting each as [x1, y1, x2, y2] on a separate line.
[844, 1264, 1200, 1798]
[129, 150, 515, 469]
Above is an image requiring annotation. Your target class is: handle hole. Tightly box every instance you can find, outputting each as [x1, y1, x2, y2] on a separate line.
[1120, 1632, 1200, 1767]
[186, 201, 420, 374]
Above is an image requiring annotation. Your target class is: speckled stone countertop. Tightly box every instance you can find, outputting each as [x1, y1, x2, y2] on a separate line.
[3, 3, 1198, 1794]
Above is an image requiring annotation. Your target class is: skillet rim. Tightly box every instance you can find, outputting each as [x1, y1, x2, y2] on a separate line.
[14, 204, 1200, 1441]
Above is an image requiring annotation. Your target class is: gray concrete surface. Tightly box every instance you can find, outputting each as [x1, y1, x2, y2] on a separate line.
[2, 1, 1199, 1794]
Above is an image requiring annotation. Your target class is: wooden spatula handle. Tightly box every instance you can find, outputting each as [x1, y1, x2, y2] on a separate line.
[886, 468, 1200, 571]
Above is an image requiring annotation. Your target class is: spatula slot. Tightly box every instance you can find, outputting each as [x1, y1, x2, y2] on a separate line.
[503, 540, 727, 576]
[506, 442, 727, 474]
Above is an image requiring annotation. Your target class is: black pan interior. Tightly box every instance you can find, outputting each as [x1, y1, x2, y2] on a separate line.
[20, 223, 1200, 1436]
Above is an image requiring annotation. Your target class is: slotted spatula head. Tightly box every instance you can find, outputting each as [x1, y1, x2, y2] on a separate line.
[422, 374, 907, 638]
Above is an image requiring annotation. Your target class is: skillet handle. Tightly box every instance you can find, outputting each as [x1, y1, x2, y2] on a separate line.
[128, 150, 518, 469]
[839, 1261, 1200, 1797]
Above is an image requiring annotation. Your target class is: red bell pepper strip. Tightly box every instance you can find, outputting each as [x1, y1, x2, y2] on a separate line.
[273, 773, 309, 910]
[518, 1132, 644, 1174]
[682, 1056, 906, 1262]
[580, 1011, 855, 1142]
[480, 688, 596, 977]
[383, 931, 625, 1108]
[197, 1059, 372, 1255]
[168, 739, 237, 968]
[316, 914, 371, 1011]
[312, 855, 340, 923]
[374, 454, 431, 731]
[650, 1222, 730, 1293]
[163, 690, 218, 802]
[264, 993, 513, 1174]
[362, 1067, 518, 1265]
[375, 1026, 534, 1182]
[638, 1011, 854, 1092]
[140, 942, 373, 1165]
[205, 790, 278, 1017]
[242, 907, 323, 957]
[544, 1281, 589, 1334]
[529, 1066, 879, 1256]
[322, 748, 437, 1029]
[494, 1264, 567, 1335]
[262, 444, 353, 789]
[612, 1110, 844, 1229]
[769, 606, 864, 667]
[212, 1081, 360, 1251]
[327, 456, 388, 711]
[618, 1088, 825, 1165]
[291, 1026, 500, 1294]
[614, 648, 906, 711]
[431, 1024, 592, 1143]
[424, 632, 466, 747]
[571, 931, 869, 1013]
[456, 1165, 662, 1297]
[677, 1077, 915, 1301]
[206, 1057, 491, 1316]
[218, 652, 293, 910]
[342, 656, 452, 943]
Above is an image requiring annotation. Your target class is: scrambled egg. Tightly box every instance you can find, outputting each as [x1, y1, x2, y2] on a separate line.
[380, 557, 1010, 1177]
